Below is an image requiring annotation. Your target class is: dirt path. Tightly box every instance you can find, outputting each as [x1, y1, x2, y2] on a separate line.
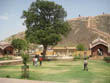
[0, 78, 59, 83]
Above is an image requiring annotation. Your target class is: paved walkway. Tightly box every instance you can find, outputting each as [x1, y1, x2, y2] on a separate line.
[0, 60, 22, 63]
[0, 78, 59, 83]
[0, 60, 22, 66]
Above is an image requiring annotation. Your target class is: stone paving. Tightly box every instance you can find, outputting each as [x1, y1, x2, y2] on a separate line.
[0, 78, 59, 83]
[0, 60, 22, 66]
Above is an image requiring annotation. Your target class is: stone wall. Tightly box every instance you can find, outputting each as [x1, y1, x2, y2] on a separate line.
[0, 60, 22, 66]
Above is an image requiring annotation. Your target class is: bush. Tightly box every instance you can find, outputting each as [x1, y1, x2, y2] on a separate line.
[0, 56, 13, 61]
[21, 51, 29, 78]
[104, 57, 110, 63]
[74, 56, 80, 60]
[6, 75, 10, 78]
[74, 54, 82, 60]
[21, 52, 29, 65]
[77, 44, 85, 51]
[84, 56, 90, 59]
[5, 56, 13, 60]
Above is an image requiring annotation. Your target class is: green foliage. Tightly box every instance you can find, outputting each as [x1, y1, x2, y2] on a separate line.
[76, 44, 85, 51]
[21, 52, 29, 66]
[21, 65, 29, 78]
[73, 54, 89, 61]
[11, 39, 28, 56]
[84, 56, 90, 59]
[21, 51, 29, 78]
[22, 0, 70, 58]
[6, 75, 10, 78]
[73, 54, 82, 60]
[74, 56, 81, 60]
[104, 56, 110, 63]
[0, 56, 13, 61]
[11, 39, 28, 51]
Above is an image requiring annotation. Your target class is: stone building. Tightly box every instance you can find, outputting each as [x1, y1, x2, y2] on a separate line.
[90, 38, 110, 58]
[0, 42, 14, 56]
[53, 46, 76, 56]
[35, 46, 76, 56]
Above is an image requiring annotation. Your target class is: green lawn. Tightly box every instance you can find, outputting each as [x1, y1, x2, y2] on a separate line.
[0, 60, 110, 83]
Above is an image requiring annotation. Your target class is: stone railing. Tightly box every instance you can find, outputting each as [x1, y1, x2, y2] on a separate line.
[0, 60, 22, 66]
[45, 56, 73, 61]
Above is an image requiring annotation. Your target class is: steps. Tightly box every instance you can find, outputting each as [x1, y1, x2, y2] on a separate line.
[87, 16, 110, 42]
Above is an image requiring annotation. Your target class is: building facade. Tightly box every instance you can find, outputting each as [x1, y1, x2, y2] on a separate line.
[0, 42, 14, 56]
[35, 46, 76, 56]
[53, 47, 76, 56]
[90, 38, 110, 58]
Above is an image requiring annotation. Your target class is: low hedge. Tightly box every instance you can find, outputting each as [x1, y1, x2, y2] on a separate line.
[104, 56, 110, 63]
[0, 56, 13, 61]
[73, 54, 83, 60]
[73, 54, 89, 61]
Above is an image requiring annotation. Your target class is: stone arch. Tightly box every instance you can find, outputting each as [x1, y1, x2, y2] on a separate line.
[0, 48, 3, 55]
[91, 44, 108, 56]
[4, 46, 14, 55]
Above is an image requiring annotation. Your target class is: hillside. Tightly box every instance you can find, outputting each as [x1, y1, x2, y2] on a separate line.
[58, 14, 110, 47]
[4, 32, 25, 43]
[4, 14, 110, 48]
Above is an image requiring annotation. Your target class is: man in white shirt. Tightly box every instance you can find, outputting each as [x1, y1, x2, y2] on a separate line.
[84, 58, 88, 71]
[34, 55, 38, 66]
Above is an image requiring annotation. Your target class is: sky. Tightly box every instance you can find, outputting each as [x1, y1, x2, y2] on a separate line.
[0, 0, 110, 41]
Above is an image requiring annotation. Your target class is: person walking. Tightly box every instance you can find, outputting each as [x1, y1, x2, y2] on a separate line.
[39, 56, 43, 66]
[84, 58, 88, 71]
[34, 55, 38, 67]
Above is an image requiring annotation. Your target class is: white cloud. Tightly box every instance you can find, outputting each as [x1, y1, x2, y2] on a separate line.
[0, 15, 8, 20]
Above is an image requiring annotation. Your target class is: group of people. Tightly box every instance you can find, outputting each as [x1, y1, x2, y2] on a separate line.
[32, 52, 88, 71]
[32, 53, 43, 67]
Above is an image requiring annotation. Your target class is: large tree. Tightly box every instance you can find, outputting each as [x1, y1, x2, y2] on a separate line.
[22, 0, 70, 58]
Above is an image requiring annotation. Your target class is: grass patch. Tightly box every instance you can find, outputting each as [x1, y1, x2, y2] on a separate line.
[0, 60, 110, 83]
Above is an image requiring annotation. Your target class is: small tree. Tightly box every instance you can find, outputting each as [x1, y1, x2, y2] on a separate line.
[21, 52, 29, 66]
[22, 0, 70, 59]
[77, 44, 85, 51]
[11, 39, 28, 56]
[21, 51, 29, 78]
[12, 39, 29, 78]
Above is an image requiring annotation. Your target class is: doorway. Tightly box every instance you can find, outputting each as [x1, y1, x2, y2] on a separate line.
[97, 48, 103, 56]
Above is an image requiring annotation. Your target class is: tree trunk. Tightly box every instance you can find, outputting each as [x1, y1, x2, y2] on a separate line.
[43, 45, 47, 59]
